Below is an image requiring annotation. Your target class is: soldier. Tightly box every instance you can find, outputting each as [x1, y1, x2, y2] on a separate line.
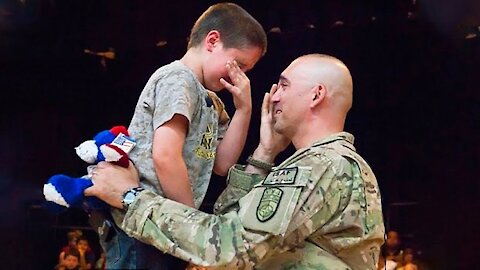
[87, 54, 385, 269]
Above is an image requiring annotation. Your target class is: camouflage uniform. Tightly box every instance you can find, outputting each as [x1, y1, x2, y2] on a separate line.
[119, 132, 385, 269]
[129, 60, 230, 207]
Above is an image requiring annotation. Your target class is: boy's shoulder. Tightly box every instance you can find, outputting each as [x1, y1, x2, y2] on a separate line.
[152, 60, 198, 83]
[142, 60, 205, 99]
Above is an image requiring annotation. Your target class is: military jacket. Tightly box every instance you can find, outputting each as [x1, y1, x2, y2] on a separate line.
[128, 60, 229, 208]
[120, 132, 385, 269]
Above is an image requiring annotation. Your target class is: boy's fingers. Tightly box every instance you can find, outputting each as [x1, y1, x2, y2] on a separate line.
[226, 61, 238, 80]
[220, 78, 236, 94]
[227, 60, 247, 85]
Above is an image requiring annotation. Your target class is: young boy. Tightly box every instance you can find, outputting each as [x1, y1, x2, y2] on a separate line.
[56, 248, 80, 270]
[98, 3, 267, 269]
[57, 230, 81, 266]
[76, 236, 95, 270]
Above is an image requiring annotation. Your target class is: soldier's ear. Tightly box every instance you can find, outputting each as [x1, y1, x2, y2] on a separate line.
[310, 85, 325, 108]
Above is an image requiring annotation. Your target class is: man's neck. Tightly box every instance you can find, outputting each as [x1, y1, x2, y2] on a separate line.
[292, 121, 344, 149]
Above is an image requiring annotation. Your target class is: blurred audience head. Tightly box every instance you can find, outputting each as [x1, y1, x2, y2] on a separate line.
[386, 230, 401, 250]
[63, 247, 80, 270]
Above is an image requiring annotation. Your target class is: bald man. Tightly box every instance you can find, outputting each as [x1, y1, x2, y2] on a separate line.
[86, 54, 385, 269]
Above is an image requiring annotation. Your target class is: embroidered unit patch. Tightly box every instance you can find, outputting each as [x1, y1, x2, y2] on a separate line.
[256, 187, 283, 222]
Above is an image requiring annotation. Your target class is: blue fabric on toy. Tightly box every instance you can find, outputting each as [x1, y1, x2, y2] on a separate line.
[43, 126, 135, 213]
[94, 130, 116, 162]
[49, 174, 93, 206]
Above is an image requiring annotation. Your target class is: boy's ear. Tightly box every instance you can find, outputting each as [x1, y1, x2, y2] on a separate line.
[205, 30, 221, 52]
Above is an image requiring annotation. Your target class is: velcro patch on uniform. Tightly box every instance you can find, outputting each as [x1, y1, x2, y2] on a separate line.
[262, 168, 298, 185]
[256, 187, 283, 222]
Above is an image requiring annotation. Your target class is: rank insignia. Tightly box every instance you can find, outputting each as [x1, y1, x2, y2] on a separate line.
[256, 187, 283, 222]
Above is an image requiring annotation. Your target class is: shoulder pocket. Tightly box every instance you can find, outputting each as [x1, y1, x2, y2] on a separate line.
[238, 166, 312, 236]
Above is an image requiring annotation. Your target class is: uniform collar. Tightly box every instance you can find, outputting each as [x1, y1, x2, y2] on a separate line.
[310, 132, 355, 148]
[276, 132, 355, 168]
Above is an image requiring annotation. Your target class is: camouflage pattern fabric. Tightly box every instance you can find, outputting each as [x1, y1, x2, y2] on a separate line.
[127, 60, 229, 208]
[213, 165, 266, 214]
[120, 132, 385, 269]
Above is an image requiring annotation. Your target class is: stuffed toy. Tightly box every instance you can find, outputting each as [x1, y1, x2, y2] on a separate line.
[43, 126, 136, 213]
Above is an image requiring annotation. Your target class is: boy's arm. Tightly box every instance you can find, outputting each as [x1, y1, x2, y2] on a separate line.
[214, 107, 251, 176]
[152, 113, 195, 208]
[214, 60, 252, 176]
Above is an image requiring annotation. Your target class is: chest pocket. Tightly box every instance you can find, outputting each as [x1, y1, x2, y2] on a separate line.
[238, 166, 312, 236]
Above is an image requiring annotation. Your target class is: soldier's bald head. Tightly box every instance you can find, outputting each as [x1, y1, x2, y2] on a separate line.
[293, 54, 353, 116]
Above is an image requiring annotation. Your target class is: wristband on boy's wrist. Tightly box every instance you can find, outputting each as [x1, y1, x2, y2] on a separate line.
[246, 155, 274, 171]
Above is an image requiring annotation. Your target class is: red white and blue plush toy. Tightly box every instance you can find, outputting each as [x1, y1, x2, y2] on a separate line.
[43, 126, 136, 212]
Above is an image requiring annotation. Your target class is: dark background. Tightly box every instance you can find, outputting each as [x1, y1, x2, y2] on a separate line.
[0, 0, 478, 269]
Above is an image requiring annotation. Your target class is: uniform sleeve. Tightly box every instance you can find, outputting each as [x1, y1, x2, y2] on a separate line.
[121, 190, 253, 268]
[120, 156, 348, 268]
[152, 71, 200, 130]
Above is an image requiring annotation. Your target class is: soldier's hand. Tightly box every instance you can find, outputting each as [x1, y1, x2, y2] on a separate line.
[85, 161, 140, 209]
[256, 84, 290, 161]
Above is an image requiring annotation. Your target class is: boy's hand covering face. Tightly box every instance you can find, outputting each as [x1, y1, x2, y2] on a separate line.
[219, 60, 252, 112]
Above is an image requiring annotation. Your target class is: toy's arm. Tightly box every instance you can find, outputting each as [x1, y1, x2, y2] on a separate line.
[152, 114, 195, 208]
[43, 175, 93, 208]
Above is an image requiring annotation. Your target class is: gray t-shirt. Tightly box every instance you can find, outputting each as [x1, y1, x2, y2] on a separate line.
[128, 60, 229, 208]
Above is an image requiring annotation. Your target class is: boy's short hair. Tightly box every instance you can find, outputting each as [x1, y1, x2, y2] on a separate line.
[188, 3, 267, 55]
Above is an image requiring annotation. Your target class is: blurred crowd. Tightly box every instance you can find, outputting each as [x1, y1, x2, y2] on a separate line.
[55, 230, 105, 270]
[377, 230, 429, 270]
